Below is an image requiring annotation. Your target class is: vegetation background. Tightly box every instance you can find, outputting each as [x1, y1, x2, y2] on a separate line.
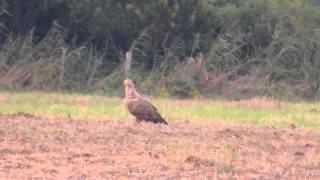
[0, 0, 320, 100]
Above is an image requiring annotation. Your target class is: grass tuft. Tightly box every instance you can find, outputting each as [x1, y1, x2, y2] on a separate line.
[228, 96, 283, 110]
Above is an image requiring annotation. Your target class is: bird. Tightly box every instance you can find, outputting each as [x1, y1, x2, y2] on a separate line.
[123, 79, 168, 124]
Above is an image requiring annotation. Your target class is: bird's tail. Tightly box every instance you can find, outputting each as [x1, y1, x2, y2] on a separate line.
[154, 116, 168, 125]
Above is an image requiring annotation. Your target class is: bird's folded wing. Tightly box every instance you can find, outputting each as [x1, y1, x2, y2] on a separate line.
[127, 98, 159, 118]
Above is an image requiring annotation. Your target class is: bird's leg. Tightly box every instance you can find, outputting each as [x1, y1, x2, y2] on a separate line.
[134, 118, 143, 124]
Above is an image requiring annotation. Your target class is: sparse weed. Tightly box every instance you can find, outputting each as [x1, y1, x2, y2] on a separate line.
[52, 128, 68, 140]
[21, 123, 38, 134]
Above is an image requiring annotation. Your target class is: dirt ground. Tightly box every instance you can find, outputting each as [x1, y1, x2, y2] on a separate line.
[0, 113, 319, 179]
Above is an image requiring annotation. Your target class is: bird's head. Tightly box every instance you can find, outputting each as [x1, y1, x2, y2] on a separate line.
[124, 79, 138, 98]
[123, 79, 135, 89]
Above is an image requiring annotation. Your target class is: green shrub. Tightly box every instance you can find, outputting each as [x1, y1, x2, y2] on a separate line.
[167, 79, 196, 98]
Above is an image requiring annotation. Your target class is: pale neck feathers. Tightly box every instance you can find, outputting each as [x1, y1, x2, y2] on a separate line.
[125, 85, 141, 99]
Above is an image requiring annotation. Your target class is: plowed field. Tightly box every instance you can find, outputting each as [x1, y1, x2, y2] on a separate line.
[0, 113, 319, 179]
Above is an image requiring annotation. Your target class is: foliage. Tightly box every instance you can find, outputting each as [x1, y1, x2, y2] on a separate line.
[0, 0, 320, 99]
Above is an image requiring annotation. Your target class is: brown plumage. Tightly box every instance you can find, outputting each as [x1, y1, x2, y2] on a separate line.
[123, 79, 168, 124]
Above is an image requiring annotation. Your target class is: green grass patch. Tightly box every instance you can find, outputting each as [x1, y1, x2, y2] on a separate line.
[0, 92, 319, 130]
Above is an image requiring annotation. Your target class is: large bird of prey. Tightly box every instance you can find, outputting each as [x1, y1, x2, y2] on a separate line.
[123, 79, 168, 124]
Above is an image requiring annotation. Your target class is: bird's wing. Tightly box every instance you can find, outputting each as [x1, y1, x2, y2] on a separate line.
[141, 97, 158, 112]
[127, 97, 161, 120]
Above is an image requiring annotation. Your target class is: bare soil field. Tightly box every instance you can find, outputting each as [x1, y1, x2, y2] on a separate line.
[0, 113, 320, 179]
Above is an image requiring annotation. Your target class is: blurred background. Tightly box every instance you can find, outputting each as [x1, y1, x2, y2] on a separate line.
[0, 0, 319, 100]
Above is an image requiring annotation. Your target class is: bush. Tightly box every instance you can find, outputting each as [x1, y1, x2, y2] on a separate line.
[0, 0, 320, 99]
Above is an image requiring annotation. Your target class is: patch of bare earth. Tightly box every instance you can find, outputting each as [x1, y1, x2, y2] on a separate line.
[0, 113, 320, 179]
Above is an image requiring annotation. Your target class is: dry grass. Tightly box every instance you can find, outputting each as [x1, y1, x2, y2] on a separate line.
[0, 92, 320, 130]
[228, 96, 283, 110]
